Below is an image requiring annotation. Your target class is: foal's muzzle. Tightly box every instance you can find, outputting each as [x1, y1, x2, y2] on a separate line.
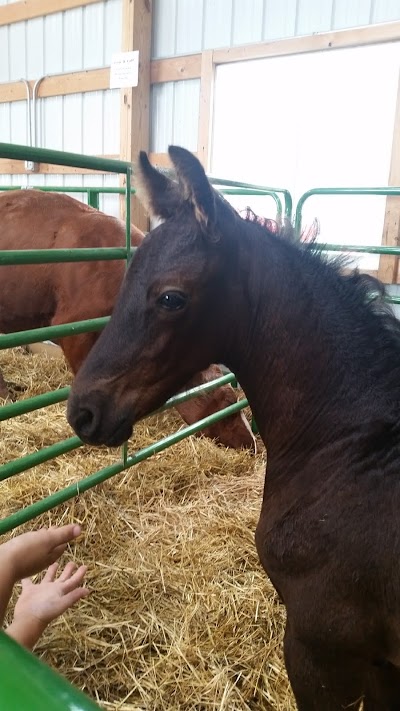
[67, 389, 134, 447]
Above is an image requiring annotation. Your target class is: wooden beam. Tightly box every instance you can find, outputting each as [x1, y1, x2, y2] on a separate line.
[378, 69, 400, 284]
[0, 59, 195, 105]
[0, 0, 100, 26]
[0, 68, 110, 104]
[214, 21, 400, 64]
[148, 151, 198, 168]
[119, 0, 151, 231]
[0, 18, 395, 106]
[197, 50, 215, 170]
[150, 54, 202, 84]
[148, 152, 172, 168]
[149, 21, 400, 85]
[0, 21, 398, 107]
[0, 155, 118, 175]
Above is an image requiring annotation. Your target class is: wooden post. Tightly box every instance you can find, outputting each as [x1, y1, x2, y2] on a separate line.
[197, 50, 215, 171]
[378, 69, 400, 284]
[119, 0, 152, 231]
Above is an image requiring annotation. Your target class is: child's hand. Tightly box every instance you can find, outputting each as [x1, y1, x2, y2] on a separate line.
[0, 524, 82, 582]
[6, 561, 89, 650]
[14, 561, 89, 624]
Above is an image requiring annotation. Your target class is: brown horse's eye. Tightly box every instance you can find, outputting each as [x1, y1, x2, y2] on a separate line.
[157, 291, 187, 311]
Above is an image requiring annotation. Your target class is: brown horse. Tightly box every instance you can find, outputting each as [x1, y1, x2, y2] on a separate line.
[0, 189, 253, 449]
[68, 146, 400, 710]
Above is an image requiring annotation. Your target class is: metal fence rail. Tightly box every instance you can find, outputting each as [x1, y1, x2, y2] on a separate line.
[294, 186, 400, 236]
[294, 186, 400, 306]
[0, 181, 285, 216]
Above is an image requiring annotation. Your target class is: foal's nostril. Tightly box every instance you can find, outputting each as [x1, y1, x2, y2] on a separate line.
[75, 407, 97, 437]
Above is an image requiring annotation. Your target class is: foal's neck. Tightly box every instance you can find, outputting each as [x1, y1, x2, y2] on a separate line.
[221, 226, 377, 471]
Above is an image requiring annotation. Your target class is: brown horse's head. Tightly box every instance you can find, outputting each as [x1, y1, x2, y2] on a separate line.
[67, 147, 240, 446]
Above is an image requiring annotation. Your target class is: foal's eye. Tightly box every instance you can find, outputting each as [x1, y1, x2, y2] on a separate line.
[157, 291, 187, 311]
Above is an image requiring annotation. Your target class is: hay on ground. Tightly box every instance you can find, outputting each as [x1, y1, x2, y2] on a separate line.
[0, 348, 294, 710]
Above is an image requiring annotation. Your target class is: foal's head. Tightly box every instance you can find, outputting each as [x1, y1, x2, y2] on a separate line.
[67, 147, 239, 446]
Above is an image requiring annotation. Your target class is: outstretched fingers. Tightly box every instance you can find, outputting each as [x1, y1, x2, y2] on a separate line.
[60, 565, 88, 595]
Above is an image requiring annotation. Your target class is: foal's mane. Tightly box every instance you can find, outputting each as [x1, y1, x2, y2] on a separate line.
[237, 206, 400, 354]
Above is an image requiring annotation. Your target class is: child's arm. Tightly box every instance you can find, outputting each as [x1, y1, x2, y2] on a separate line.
[0, 557, 16, 629]
[0, 524, 83, 630]
[6, 561, 89, 650]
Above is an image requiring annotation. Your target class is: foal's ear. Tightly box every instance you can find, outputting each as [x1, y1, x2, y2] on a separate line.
[168, 145, 216, 231]
[136, 151, 182, 220]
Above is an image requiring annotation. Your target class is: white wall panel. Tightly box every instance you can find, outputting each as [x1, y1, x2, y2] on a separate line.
[296, 0, 333, 35]
[0, 103, 11, 142]
[83, 173, 103, 188]
[62, 94, 83, 152]
[104, 0, 123, 65]
[0, 26, 9, 81]
[175, 0, 203, 54]
[83, 3, 105, 69]
[263, 0, 297, 40]
[63, 7, 84, 72]
[152, 0, 177, 57]
[9, 22, 26, 80]
[150, 79, 199, 152]
[21, 89, 120, 155]
[10, 101, 27, 144]
[40, 96, 64, 150]
[27, 173, 45, 186]
[373, 0, 400, 23]
[150, 82, 174, 152]
[103, 89, 120, 154]
[26, 17, 44, 78]
[44, 13, 63, 75]
[82, 92, 104, 154]
[11, 173, 25, 185]
[203, 0, 232, 50]
[0, 1, 122, 84]
[332, 0, 372, 30]
[62, 173, 85, 203]
[232, 0, 264, 45]
[44, 175, 64, 187]
[101, 173, 120, 217]
[152, 0, 400, 58]
[1, 4, 121, 202]
[172, 79, 200, 149]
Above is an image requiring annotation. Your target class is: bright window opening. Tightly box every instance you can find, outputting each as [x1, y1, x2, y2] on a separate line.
[212, 42, 400, 270]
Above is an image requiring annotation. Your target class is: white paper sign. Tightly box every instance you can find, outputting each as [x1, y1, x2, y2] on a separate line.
[110, 51, 139, 89]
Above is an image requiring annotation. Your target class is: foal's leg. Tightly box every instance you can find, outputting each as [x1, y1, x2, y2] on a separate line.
[283, 626, 364, 710]
[364, 662, 400, 710]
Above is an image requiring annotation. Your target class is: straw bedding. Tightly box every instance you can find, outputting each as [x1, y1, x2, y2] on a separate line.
[0, 348, 295, 710]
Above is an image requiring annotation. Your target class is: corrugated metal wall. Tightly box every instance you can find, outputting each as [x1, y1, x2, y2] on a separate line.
[152, 0, 400, 55]
[150, 0, 400, 153]
[0, 0, 122, 215]
[1, 1, 400, 206]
